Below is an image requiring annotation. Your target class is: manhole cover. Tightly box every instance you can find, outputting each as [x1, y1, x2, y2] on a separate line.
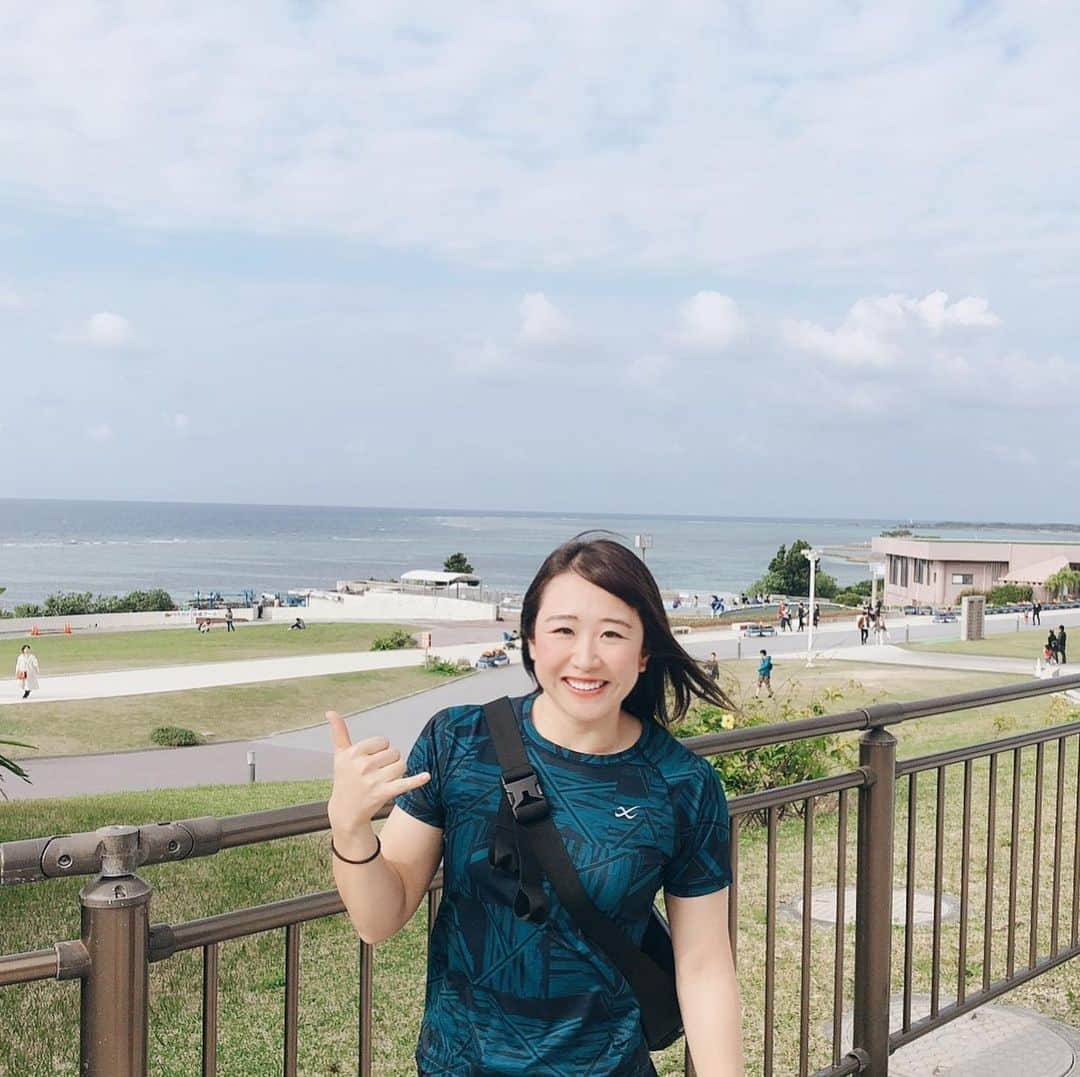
[784, 886, 959, 926]
[829, 996, 1078, 1076]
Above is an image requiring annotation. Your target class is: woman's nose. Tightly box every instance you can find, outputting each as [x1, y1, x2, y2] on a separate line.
[571, 634, 600, 667]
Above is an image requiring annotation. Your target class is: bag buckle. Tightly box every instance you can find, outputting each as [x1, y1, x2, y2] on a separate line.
[501, 770, 549, 823]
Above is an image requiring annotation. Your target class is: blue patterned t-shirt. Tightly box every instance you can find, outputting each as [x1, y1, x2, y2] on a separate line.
[396, 693, 731, 1076]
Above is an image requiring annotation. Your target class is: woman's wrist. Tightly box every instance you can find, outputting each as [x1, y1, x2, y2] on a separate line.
[329, 820, 378, 861]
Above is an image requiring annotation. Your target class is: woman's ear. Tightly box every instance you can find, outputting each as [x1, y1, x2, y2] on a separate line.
[638, 653, 648, 673]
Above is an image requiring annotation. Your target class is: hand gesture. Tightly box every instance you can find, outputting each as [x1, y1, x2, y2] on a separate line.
[326, 711, 430, 836]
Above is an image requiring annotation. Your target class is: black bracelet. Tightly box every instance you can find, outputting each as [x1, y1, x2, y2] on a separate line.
[331, 835, 381, 865]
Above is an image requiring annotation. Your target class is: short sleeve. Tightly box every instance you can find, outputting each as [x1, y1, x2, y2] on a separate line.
[663, 763, 732, 897]
[395, 712, 446, 829]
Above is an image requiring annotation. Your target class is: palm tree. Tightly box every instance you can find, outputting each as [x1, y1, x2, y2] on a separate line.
[0, 740, 33, 799]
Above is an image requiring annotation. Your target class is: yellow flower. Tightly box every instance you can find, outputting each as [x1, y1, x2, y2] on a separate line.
[720, 713, 736, 730]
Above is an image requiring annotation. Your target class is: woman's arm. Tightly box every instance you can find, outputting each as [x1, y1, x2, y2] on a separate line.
[331, 806, 444, 944]
[666, 888, 745, 1077]
[327, 710, 444, 944]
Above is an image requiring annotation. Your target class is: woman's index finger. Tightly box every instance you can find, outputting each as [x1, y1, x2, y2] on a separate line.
[326, 710, 353, 751]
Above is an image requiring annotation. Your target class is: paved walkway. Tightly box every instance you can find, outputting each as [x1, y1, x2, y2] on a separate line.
[7, 607, 1080, 801]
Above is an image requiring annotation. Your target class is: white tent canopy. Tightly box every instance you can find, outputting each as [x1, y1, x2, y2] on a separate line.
[399, 570, 480, 586]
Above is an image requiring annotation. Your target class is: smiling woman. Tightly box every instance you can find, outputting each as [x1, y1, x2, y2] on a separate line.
[326, 534, 745, 1076]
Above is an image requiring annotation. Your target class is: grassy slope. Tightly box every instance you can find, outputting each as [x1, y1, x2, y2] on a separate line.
[2, 666, 1079, 1074]
[0, 666, 466, 758]
[0, 622, 417, 676]
[903, 625, 1065, 661]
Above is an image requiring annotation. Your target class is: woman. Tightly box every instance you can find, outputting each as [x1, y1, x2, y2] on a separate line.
[15, 644, 40, 700]
[327, 535, 745, 1075]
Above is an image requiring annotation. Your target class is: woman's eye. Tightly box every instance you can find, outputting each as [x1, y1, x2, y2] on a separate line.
[602, 631, 625, 639]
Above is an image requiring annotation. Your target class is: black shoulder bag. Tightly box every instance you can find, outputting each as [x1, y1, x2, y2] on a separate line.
[483, 697, 683, 1051]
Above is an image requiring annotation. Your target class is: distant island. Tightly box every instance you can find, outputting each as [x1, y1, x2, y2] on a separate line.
[913, 521, 1080, 533]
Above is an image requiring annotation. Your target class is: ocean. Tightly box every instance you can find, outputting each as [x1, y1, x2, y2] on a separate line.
[1, 499, 1076, 608]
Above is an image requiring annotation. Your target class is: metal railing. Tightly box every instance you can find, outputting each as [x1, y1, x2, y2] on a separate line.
[3, 673, 1080, 1076]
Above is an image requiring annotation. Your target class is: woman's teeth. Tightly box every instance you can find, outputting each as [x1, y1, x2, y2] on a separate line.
[565, 678, 605, 692]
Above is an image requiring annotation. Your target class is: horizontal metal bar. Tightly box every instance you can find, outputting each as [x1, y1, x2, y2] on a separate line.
[730, 769, 870, 817]
[0, 940, 90, 986]
[5, 673, 1080, 886]
[686, 672, 1080, 756]
[897, 719, 1080, 776]
[811, 1050, 866, 1077]
[149, 890, 345, 962]
[888, 942, 1080, 1052]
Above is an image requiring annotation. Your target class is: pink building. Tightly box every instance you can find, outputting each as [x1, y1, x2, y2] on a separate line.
[869, 537, 1080, 607]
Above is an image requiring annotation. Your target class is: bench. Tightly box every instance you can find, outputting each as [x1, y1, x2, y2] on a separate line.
[672, 625, 692, 636]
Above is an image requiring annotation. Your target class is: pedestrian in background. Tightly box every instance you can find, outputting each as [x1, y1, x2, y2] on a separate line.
[756, 648, 774, 698]
[1032, 601, 1042, 626]
[14, 644, 39, 700]
[225, 606, 236, 632]
[1057, 625, 1067, 664]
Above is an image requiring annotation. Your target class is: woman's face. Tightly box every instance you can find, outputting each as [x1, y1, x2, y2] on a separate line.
[528, 571, 647, 722]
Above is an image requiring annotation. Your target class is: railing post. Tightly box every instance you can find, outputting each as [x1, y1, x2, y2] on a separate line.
[79, 826, 152, 1077]
[853, 728, 896, 1077]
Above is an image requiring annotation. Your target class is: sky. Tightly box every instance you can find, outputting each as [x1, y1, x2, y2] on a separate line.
[1, 2, 1077, 520]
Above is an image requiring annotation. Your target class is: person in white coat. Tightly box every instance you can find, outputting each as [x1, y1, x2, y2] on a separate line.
[15, 644, 40, 699]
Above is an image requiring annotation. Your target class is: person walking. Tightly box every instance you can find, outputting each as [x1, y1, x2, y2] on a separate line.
[1057, 624, 1067, 664]
[857, 613, 869, 646]
[797, 603, 806, 632]
[756, 648, 774, 698]
[812, 603, 820, 629]
[1032, 601, 1042, 626]
[326, 535, 744, 1076]
[704, 651, 720, 681]
[225, 606, 236, 632]
[14, 644, 40, 700]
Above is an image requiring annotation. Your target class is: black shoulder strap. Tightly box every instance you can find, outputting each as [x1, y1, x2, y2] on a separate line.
[483, 697, 678, 1023]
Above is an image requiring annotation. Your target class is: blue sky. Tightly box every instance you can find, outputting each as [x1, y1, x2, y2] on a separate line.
[1, 2, 1077, 519]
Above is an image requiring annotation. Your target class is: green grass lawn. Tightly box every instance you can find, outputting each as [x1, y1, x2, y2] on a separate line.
[0, 665, 468, 759]
[3, 671, 1078, 1076]
[0, 622, 418, 676]
[902, 625, 1066, 661]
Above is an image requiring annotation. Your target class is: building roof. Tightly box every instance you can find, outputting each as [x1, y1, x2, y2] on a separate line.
[1000, 555, 1073, 585]
[399, 570, 480, 585]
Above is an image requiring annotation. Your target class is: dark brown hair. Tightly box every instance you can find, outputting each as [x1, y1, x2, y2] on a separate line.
[520, 533, 734, 728]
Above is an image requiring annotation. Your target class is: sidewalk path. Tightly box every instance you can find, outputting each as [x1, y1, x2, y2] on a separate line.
[0, 640, 510, 706]
[3, 664, 533, 801]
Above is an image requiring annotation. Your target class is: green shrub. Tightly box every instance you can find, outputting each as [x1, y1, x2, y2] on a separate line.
[12, 604, 44, 618]
[425, 656, 465, 676]
[150, 726, 203, 747]
[40, 589, 177, 616]
[371, 628, 418, 651]
[833, 590, 865, 607]
[988, 583, 1033, 604]
[675, 682, 856, 824]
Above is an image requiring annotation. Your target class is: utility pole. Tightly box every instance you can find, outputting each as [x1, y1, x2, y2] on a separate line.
[804, 547, 821, 667]
[634, 534, 653, 563]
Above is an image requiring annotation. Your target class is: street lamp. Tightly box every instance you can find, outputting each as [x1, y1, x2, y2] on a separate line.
[804, 547, 822, 667]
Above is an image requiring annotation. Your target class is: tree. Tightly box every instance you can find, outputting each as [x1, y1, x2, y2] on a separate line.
[443, 553, 474, 574]
[1046, 567, 1080, 600]
[751, 539, 839, 599]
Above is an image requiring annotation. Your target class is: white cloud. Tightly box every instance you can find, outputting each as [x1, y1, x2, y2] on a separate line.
[0, 6, 1075, 281]
[84, 312, 136, 349]
[784, 291, 1001, 367]
[519, 293, 568, 342]
[677, 292, 743, 352]
[0, 287, 23, 309]
[87, 422, 114, 442]
[173, 412, 190, 432]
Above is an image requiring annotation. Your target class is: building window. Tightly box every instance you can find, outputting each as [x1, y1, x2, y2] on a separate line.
[900, 557, 909, 587]
[951, 573, 974, 586]
[914, 559, 925, 584]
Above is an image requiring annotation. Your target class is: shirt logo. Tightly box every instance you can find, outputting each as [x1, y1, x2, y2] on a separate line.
[614, 806, 643, 820]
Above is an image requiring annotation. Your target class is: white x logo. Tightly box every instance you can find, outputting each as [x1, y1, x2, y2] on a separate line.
[614, 806, 642, 820]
